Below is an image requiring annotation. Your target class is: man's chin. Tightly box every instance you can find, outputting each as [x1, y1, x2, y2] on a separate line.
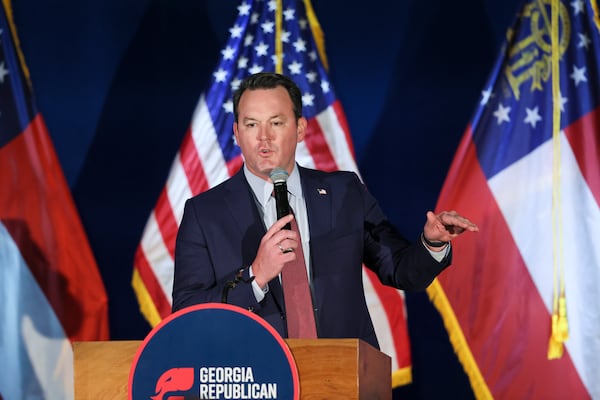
[248, 163, 277, 180]
[258, 162, 279, 173]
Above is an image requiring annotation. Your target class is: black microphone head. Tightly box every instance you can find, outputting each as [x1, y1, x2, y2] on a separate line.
[270, 168, 291, 228]
[269, 168, 289, 184]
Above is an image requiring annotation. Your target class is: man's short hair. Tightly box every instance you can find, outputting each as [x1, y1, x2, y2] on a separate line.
[233, 72, 303, 121]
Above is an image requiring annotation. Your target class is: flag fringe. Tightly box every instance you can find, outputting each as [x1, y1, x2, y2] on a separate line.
[2, 0, 32, 86]
[303, 0, 328, 71]
[592, 0, 600, 33]
[392, 366, 412, 388]
[426, 279, 493, 400]
[132, 269, 162, 327]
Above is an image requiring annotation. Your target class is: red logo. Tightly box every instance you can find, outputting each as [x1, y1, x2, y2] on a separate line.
[150, 367, 194, 400]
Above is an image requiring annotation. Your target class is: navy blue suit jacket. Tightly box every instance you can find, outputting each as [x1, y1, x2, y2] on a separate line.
[172, 166, 451, 349]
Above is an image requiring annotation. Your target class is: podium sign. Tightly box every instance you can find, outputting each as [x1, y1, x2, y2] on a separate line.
[129, 303, 299, 399]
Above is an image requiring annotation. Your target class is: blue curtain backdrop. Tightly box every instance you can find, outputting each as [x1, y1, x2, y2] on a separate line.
[12, 0, 520, 398]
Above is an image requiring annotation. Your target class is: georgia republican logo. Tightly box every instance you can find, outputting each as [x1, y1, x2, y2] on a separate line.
[129, 304, 299, 400]
[151, 366, 279, 400]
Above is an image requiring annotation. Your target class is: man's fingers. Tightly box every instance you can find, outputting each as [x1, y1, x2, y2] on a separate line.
[266, 214, 294, 236]
[426, 210, 479, 238]
[265, 215, 300, 253]
[439, 211, 479, 232]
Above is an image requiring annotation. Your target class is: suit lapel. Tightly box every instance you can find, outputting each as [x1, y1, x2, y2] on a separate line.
[299, 168, 332, 267]
[223, 171, 266, 263]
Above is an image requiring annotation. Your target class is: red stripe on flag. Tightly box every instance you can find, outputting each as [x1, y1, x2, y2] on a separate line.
[436, 128, 588, 399]
[364, 269, 411, 368]
[133, 245, 172, 318]
[564, 106, 600, 207]
[0, 114, 109, 341]
[180, 129, 210, 195]
[226, 154, 244, 177]
[154, 188, 179, 258]
[304, 117, 338, 172]
[331, 101, 356, 158]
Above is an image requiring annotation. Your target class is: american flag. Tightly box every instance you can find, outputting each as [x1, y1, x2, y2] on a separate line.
[430, 0, 600, 398]
[132, 0, 412, 386]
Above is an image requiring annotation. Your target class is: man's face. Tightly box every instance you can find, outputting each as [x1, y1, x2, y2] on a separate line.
[234, 86, 306, 181]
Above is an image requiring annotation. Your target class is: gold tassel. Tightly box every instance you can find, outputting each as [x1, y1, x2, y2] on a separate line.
[557, 295, 569, 341]
[547, 313, 562, 359]
[547, 295, 568, 359]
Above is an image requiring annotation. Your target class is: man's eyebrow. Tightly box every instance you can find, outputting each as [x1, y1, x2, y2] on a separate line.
[241, 114, 285, 121]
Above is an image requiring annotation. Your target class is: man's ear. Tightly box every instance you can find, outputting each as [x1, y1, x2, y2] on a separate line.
[233, 122, 239, 142]
[297, 117, 307, 142]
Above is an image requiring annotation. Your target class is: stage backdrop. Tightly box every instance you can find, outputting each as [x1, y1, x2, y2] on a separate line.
[11, 0, 520, 398]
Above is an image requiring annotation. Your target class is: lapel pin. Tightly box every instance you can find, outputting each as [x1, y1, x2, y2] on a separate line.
[317, 188, 327, 195]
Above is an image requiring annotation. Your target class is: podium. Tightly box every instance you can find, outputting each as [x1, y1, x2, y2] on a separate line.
[74, 339, 391, 399]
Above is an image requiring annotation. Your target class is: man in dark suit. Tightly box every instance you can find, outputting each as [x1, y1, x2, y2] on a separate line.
[172, 72, 478, 350]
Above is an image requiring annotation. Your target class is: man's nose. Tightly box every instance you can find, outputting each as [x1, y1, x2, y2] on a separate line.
[258, 126, 273, 141]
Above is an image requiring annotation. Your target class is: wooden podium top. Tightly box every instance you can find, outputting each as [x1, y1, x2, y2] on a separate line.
[74, 339, 391, 399]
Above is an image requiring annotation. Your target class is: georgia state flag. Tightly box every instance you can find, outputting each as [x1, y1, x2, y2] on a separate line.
[430, 1, 600, 398]
[0, 4, 109, 399]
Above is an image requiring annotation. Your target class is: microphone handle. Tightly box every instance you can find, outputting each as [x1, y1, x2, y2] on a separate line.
[273, 182, 291, 230]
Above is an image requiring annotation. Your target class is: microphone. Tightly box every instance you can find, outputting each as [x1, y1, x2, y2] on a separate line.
[269, 167, 291, 230]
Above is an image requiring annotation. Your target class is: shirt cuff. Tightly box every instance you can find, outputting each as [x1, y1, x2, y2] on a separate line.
[249, 265, 269, 302]
[426, 242, 451, 262]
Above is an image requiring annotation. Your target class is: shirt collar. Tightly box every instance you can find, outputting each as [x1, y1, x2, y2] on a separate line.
[243, 164, 303, 208]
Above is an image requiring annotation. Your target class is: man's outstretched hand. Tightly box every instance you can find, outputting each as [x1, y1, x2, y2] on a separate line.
[423, 210, 479, 245]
